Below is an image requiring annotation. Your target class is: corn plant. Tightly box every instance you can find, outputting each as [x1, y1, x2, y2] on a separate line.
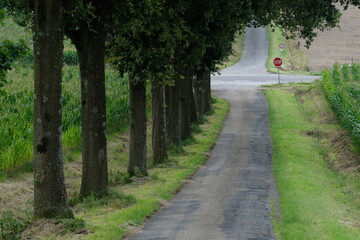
[322, 64, 360, 146]
[0, 65, 129, 173]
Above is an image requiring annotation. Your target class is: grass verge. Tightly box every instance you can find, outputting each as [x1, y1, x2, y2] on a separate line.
[21, 98, 229, 239]
[83, 98, 229, 239]
[217, 33, 245, 70]
[264, 83, 360, 239]
[267, 26, 320, 75]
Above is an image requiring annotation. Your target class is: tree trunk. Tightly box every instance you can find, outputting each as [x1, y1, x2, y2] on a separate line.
[166, 76, 181, 146]
[179, 65, 191, 140]
[33, 0, 73, 219]
[165, 85, 171, 144]
[152, 76, 168, 165]
[202, 69, 212, 114]
[68, 25, 108, 197]
[195, 69, 205, 116]
[188, 68, 198, 124]
[128, 75, 147, 176]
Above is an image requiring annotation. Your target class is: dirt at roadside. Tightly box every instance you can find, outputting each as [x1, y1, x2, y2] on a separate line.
[298, 6, 360, 71]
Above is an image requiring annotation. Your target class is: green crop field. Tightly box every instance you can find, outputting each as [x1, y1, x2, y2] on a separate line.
[0, 17, 130, 177]
[322, 64, 360, 146]
[0, 64, 130, 176]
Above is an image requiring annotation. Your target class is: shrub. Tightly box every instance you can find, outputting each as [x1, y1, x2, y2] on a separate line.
[20, 50, 79, 66]
[63, 50, 78, 66]
[0, 39, 29, 93]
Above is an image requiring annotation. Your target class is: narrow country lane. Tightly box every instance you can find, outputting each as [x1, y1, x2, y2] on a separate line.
[128, 27, 319, 240]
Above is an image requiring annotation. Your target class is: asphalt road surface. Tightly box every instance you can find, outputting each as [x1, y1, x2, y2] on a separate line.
[128, 27, 319, 240]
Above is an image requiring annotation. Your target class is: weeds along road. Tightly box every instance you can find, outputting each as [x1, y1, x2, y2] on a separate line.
[128, 27, 319, 240]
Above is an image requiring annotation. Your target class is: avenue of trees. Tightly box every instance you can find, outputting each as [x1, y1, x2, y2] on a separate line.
[1, 0, 360, 219]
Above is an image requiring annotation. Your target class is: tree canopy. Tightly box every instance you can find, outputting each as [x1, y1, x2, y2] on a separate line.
[2, 0, 360, 220]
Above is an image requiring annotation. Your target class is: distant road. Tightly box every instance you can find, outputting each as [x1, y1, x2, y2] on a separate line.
[221, 27, 269, 75]
[212, 27, 320, 87]
[128, 27, 318, 240]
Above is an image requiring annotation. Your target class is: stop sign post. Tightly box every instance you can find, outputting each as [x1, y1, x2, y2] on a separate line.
[273, 57, 282, 84]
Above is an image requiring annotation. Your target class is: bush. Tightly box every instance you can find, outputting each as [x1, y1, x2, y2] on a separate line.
[0, 9, 5, 23]
[20, 50, 79, 66]
[63, 50, 78, 66]
[0, 39, 29, 92]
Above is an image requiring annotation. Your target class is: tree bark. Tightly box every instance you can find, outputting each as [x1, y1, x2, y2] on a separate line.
[179, 65, 191, 140]
[152, 76, 168, 165]
[67, 24, 108, 197]
[33, 0, 72, 219]
[188, 68, 198, 124]
[128, 75, 147, 176]
[165, 85, 171, 144]
[202, 69, 212, 114]
[194, 69, 205, 116]
[166, 76, 181, 146]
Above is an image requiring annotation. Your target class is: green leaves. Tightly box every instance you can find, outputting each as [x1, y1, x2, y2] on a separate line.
[0, 9, 5, 23]
[0, 39, 29, 93]
[273, 0, 342, 47]
[322, 64, 360, 146]
[108, 0, 187, 81]
[64, 1, 98, 32]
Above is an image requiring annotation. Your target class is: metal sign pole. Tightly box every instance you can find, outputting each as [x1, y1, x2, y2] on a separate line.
[278, 67, 280, 84]
[273, 57, 283, 84]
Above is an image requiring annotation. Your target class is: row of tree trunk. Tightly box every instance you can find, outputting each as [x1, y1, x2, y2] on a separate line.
[32, 1, 212, 219]
[129, 65, 212, 176]
[33, 0, 110, 218]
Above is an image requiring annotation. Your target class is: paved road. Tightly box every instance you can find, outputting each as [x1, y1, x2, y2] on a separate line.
[128, 27, 319, 240]
[221, 27, 269, 75]
[213, 27, 320, 87]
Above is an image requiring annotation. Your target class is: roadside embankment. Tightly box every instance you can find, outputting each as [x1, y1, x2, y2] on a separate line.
[265, 81, 360, 239]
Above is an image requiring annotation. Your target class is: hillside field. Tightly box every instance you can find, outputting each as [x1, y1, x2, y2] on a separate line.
[298, 6, 360, 71]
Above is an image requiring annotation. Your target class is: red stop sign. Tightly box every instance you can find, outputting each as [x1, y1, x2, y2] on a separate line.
[273, 57, 282, 67]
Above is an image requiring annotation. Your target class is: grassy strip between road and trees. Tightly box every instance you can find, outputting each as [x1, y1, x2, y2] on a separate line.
[1, 97, 229, 239]
[217, 33, 245, 70]
[264, 82, 360, 240]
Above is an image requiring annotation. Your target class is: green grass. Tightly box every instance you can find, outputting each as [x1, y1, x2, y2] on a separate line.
[267, 26, 319, 75]
[83, 99, 229, 240]
[0, 14, 75, 51]
[38, 97, 230, 239]
[0, 16, 32, 44]
[217, 33, 245, 70]
[265, 85, 360, 240]
[267, 27, 288, 74]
